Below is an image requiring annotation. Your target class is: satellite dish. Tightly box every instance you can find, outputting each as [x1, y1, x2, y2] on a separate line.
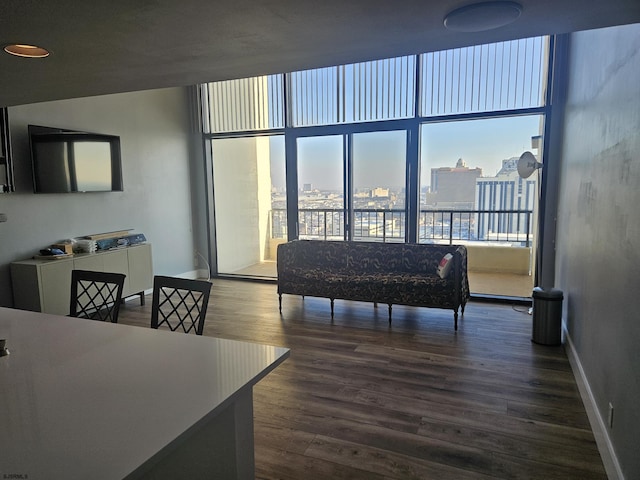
[517, 151, 542, 178]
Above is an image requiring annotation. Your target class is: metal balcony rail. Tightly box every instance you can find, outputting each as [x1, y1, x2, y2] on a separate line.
[270, 208, 533, 246]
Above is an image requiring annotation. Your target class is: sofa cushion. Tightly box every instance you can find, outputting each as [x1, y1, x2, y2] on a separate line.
[282, 268, 452, 304]
[437, 253, 454, 279]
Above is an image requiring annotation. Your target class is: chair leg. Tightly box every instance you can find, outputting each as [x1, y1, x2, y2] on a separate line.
[278, 294, 282, 313]
[330, 298, 335, 319]
[388, 304, 392, 324]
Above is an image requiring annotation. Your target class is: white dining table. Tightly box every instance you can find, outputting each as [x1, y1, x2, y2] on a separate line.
[0, 307, 289, 479]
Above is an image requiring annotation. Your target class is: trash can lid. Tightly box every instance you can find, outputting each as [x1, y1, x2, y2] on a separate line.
[532, 286, 564, 299]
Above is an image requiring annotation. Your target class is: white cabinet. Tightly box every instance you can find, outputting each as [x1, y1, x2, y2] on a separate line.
[11, 244, 153, 315]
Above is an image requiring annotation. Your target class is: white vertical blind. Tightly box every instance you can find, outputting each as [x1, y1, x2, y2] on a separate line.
[288, 56, 416, 127]
[206, 75, 284, 133]
[420, 37, 548, 116]
[204, 36, 548, 133]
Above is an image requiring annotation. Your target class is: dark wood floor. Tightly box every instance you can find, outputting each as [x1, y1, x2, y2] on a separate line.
[117, 278, 606, 480]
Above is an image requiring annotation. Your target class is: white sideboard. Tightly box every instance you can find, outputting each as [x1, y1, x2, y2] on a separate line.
[10, 243, 153, 315]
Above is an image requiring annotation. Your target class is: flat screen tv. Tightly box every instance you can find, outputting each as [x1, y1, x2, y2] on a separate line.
[29, 125, 123, 193]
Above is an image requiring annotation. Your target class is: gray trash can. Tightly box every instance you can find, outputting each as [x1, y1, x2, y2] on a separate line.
[531, 287, 563, 345]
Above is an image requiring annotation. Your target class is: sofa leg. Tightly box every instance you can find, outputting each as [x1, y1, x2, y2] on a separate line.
[454, 311, 458, 331]
[374, 302, 378, 308]
[278, 294, 282, 313]
[330, 298, 335, 319]
[388, 304, 392, 324]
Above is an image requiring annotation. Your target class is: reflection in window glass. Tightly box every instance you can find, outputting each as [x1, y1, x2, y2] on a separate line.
[73, 142, 112, 191]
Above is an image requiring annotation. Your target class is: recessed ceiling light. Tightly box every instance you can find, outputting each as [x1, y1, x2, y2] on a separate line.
[4, 44, 50, 58]
[444, 1, 522, 32]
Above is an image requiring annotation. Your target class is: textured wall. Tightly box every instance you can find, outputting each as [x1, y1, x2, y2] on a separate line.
[557, 24, 640, 478]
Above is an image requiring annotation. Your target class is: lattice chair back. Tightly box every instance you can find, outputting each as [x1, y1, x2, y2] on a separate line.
[69, 270, 126, 323]
[150, 276, 212, 335]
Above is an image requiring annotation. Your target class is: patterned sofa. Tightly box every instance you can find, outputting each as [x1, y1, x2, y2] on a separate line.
[277, 240, 470, 330]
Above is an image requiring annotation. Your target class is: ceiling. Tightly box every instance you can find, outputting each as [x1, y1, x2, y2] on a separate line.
[1, 0, 639, 107]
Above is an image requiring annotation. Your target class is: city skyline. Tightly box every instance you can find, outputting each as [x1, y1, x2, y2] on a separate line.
[268, 114, 542, 192]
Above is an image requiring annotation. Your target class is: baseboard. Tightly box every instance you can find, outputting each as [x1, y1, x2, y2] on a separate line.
[176, 269, 210, 280]
[564, 326, 624, 480]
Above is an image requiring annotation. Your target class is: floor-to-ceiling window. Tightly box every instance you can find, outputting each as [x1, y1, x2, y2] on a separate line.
[211, 135, 285, 276]
[419, 116, 543, 295]
[202, 36, 551, 296]
[352, 130, 407, 242]
[204, 76, 286, 277]
[295, 130, 408, 242]
[297, 135, 344, 240]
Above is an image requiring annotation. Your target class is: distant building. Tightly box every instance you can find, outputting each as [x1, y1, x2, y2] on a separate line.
[371, 187, 389, 198]
[475, 156, 538, 242]
[302, 183, 312, 192]
[428, 158, 482, 209]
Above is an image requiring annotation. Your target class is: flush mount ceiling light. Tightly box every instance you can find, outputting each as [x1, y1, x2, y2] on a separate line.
[444, 1, 522, 32]
[4, 44, 50, 58]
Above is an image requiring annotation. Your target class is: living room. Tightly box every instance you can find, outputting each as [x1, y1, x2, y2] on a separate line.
[0, 2, 639, 478]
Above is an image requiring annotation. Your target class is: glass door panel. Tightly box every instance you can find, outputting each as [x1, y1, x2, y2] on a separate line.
[352, 130, 407, 242]
[419, 115, 543, 297]
[297, 135, 344, 240]
[211, 135, 285, 277]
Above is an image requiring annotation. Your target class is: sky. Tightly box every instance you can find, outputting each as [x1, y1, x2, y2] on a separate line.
[268, 113, 542, 191]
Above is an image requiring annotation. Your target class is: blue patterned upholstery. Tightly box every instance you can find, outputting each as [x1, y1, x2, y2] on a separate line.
[277, 240, 470, 330]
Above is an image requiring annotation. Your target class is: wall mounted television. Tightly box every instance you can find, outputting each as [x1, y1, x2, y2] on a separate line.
[29, 125, 123, 193]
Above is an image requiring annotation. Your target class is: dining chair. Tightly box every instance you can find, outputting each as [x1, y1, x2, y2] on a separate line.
[150, 276, 212, 335]
[69, 270, 126, 323]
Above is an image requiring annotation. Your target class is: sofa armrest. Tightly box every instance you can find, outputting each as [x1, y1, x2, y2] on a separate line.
[454, 245, 470, 303]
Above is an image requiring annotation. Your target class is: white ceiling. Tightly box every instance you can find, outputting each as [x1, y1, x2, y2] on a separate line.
[1, 0, 639, 107]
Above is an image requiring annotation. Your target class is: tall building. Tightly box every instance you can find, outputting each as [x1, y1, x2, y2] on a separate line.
[428, 158, 482, 209]
[475, 156, 538, 243]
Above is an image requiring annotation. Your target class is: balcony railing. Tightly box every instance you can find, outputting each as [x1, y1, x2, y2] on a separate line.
[271, 208, 534, 246]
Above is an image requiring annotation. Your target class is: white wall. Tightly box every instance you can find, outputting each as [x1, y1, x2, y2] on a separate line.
[0, 87, 198, 306]
[557, 23, 640, 479]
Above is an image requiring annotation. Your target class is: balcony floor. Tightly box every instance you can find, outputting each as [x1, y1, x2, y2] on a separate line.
[227, 261, 534, 299]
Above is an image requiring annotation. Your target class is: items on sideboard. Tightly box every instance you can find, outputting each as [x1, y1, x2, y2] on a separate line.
[74, 239, 97, 253]
[33, 229, 147, 259]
